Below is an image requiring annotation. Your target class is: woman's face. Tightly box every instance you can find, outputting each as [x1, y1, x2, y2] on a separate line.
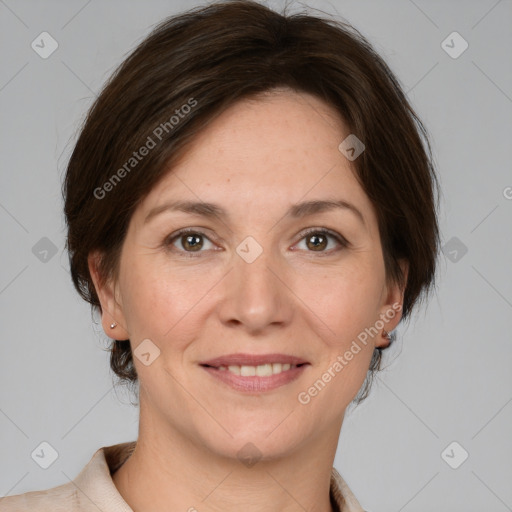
[92, 89, 405, 460]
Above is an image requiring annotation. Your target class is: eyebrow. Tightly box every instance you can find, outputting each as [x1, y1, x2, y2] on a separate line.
[144, 198, 366, 227]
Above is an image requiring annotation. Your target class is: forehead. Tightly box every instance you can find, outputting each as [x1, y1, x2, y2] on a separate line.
[137, 90, 374, 225]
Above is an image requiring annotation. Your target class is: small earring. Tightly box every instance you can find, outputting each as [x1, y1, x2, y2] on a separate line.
[382, 329, 390, 340]
[110, 322, 117, 329]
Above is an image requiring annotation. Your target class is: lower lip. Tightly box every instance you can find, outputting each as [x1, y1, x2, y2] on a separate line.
[201, 364, 309, 393]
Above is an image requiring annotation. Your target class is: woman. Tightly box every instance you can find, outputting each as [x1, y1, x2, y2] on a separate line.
[1, 0, 440, 510]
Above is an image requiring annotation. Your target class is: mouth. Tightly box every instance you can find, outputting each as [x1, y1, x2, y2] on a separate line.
[199, 353, 310, 393]
[201, 362, 307, 376]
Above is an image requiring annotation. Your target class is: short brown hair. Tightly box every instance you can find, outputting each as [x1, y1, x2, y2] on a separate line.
[63, 0, 441, 403]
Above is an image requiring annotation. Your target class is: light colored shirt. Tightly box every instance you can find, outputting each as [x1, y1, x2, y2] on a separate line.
[0, 441, 365, 511]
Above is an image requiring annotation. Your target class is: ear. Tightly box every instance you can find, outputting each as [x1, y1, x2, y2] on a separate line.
[375, 258, 409, 349]
[88, 251, 130, 340]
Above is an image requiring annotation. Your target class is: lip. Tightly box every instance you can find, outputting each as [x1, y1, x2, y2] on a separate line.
[199, 353, 310, 393]
[201, 364, 309, 393]
[200, 353, 309, 367]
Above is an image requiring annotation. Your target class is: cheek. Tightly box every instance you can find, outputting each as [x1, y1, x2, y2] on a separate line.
[119, 256, 214, 342]
[296, 338, 374, 421]
[117, 254, 166, 336]
[296, 258, 385, 346]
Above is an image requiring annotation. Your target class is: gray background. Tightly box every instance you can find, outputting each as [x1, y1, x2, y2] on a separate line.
[1, 0, 511, 511]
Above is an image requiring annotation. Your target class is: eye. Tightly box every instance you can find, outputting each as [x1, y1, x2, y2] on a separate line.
[165, 229, 216, 255]
[294, 228, 348, 254]
[164, 227, 348, 257]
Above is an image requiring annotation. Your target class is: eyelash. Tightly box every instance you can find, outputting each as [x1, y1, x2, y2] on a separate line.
[164, 227, 348, 257]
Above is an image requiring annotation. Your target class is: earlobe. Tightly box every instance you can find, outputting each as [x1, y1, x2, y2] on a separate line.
[376, 259, 409, 348]
[87, 251, 130, 339]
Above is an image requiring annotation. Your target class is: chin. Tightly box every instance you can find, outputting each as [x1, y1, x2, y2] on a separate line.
[209, 434, 301, 465]
[194, 414, 310, 463]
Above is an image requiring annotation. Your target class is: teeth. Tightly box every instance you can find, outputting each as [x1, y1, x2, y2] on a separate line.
[217, 363, 297, 376]
[228, 365, 240, 375]
[241, 365, 256, 376]
[256, 364, 272, 377]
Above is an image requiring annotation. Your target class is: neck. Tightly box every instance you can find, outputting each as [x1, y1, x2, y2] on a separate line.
[112, 402, 343, 512]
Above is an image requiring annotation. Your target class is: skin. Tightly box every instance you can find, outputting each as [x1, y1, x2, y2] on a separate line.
[89, 88, 407, 512]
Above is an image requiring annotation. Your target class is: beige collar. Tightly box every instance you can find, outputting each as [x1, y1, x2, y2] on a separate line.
[102, 442, 365, 512]
[1, 441, 365, 512]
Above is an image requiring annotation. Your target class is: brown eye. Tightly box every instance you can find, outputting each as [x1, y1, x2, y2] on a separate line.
[306, 232, 328, 251]
[181, 233, 204, 251]
[295, 228, 348, 254]
[165, 229, 215, 254]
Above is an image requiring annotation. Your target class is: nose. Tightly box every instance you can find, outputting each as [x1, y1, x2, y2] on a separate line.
[216, 248, 293, 335]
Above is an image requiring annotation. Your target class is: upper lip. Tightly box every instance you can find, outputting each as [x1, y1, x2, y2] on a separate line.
[200, 353, 309, 367]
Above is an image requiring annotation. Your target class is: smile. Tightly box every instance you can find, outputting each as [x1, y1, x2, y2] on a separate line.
[216, 362, 298, 376]
[200, 355, 310, 393]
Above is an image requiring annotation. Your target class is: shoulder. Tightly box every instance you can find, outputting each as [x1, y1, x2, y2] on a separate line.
[0, 442, 136, 512]
[0, 481, 81, 511]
